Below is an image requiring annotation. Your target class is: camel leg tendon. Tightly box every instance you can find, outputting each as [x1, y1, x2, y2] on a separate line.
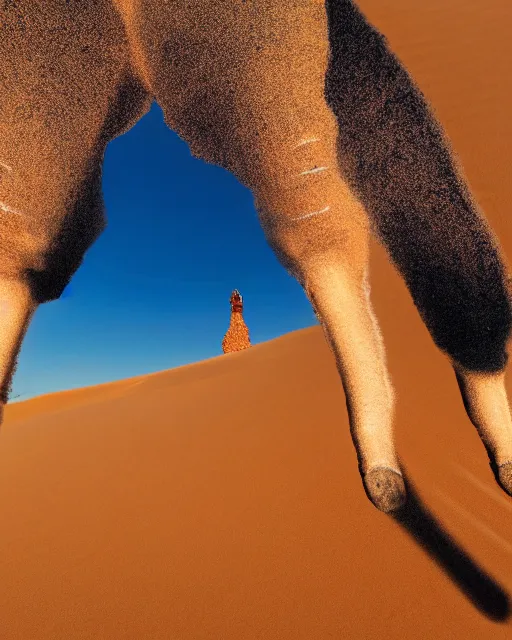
[324, 0, 512, 496]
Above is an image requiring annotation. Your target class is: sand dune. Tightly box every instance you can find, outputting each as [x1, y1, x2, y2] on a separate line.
[1, 0, 512, 637]
[1, 326, 511, 639]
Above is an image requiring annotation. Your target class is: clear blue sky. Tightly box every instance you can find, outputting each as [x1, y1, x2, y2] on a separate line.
[12, 102, 318, 402]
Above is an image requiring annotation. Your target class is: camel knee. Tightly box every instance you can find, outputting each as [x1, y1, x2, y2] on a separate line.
[257, 191, 370, 290]
[252, 129, 371, 282]
[1, 226, 101, 305]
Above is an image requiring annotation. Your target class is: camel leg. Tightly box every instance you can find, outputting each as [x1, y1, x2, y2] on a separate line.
[323, 0, 512, 497]
[0, 0, 151, 427]
[253, 128, 405, 513]
[0, 278, 36, 424]
[454, 367, 512, 494]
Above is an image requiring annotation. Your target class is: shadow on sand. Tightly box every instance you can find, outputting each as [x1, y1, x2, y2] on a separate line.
[390, 470, 510, 622]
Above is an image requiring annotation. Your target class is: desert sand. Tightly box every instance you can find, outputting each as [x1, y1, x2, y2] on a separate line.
[0, 0, 512, 638]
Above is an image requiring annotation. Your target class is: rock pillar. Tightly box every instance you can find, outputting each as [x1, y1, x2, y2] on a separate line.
[222, 289, 251, 353]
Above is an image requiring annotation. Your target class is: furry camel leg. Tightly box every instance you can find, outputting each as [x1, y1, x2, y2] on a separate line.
[0, 278, 37, 424]
[454, 367, 512, 495]
[324, 0, 512, 501]
[303, 260, 406, 513]
[254, 131, 405, 513]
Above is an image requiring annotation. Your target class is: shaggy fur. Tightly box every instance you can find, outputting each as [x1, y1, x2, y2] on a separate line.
[325, 0, 512, 372]
[1, 1, 509, 370]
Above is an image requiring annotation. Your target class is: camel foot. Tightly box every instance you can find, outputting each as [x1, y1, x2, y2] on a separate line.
[497, 462, 512, 497]
[363, 467, 407, 513]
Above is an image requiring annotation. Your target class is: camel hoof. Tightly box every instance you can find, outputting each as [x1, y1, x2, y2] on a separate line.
[363, 467, 407, 513]
[497, 462, 512, 497]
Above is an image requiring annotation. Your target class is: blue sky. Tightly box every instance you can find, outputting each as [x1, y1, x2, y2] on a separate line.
[12, 102, 318, 402]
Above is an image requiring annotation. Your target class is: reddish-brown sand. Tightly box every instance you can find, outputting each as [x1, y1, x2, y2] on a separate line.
[1, 0, 512, 638]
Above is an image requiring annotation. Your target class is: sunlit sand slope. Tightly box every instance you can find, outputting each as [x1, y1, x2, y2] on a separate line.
[0, 325, 511, 639]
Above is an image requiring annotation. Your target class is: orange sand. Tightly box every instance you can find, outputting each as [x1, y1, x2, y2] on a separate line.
[1, 0, 512, 638]
[1, 327, 512, 638]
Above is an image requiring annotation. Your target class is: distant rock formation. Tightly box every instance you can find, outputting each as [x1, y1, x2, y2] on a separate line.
[222, 289, 251, 354]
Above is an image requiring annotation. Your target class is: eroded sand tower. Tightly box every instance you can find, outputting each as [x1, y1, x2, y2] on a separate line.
[222, 289, 251, 354]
